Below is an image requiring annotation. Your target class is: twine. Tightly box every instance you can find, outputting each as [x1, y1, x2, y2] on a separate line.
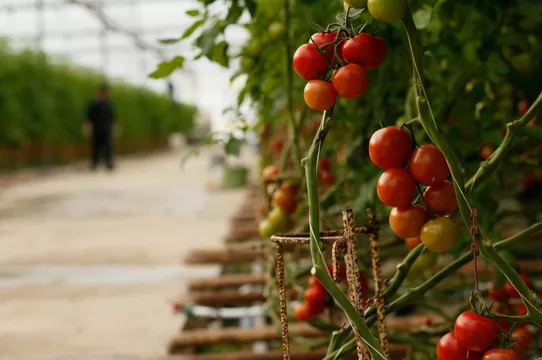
[275, 243, 290, 360]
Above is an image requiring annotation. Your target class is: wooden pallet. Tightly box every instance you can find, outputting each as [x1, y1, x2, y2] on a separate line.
[188, 274, 268, 291]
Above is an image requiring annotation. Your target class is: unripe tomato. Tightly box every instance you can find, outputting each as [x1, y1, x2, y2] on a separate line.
[409, 144, 450, 186]
[293, 43, 329, 80]
[504, 273, 533, 298]
[342, 33, 387, 70]
[344, 0, 367, 9]
[376, 168, 416, 207]
[437, 332, 483, 360]
[304, 286, 327, 313]
[423, 180, 458, 215]
[272, 189, 297, 214]
[304, 80, 337, 111]
[241, 57, 254, 72]
[367, 0, 406, 22]
[369, 126, 413, 169]
[389, 204, 428, 238]
[331, 64, 368, 98]
[405, 236, 421, 250]
[268, 22, 285, 39]
[481, 349, 519, 360]
[420, 217, 458, 253]
[245, 40, 262, 56]
[262, 165, 280, 181]
[294, 302, 314, 321]
[454, 311, 499, 352]
[267, 206, 290, 232]
[410, 251, 437, 274]
[511, 53, 534, 74]
[259, 219, 276, 238]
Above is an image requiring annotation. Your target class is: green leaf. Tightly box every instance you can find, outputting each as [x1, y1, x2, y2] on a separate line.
[224, 137, 242, 156]
[149, 56, 185, 79]
[211, 41, 229, 68]
[225, 0, 243, 24]
[159, 37, 182, 45]
[185, 9, 200, 17]
[182, 19, 205, 40]
[245, 0, 257, 17]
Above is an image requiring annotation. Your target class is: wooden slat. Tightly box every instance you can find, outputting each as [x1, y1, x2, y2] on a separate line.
[177, 290, 266, 307]
[188, 274, 268, 291]
[182, 243, 265, 265]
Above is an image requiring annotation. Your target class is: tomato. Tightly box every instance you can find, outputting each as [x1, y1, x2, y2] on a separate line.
[367, 0, 406, 22]
[245, 39, 262, 56]
[326, 264, 347, 281]
[389, 204, 428, 238]
[511, 53, 534, 74]
[344, 0, 367, 8]
[437, 332, 483, 360]
[518, 100, 530, 115]
[331, 64, 368, 98]
[241, 57, 254, 72]
[488, 283, 507, 302]
[272, 189, 297, 214]
[319, 158, 331, 171]
[259, 219, 276, 238]
[522, 171, 540, 188]
[504, 273, 533, 298]
[454, 311, 499, 352]
[304, 285, 327, 312]
[405, 236, 422, 250]
[280, 180, 301, 195]
[482, 349, 519, 360]
[342, 33, 387, 70]
[409, 144, 450, 186]
[267, 206, 290, 232]
[304, 80, 337, 111]
[423, 180, 458, 215]
[515, 302, 528, 316]
[359, 274, 370, 301]
[369, 126, 413, 169]
[480, 146, 493, 160]
[262, 165, 280, 181]
[491, 302, 512, 332]
[310, 31, 343, 62]
[512, 327, 531, 355]
[272, 137, 283, 154]
[294, 302, 314, 321]
[420, 217, 458, 253]
[376, 168, 417, 207]
[268, 22, 285, 39]
[410, 251, 438, 274]
[293, 43, 329, 80]
[320, 170, 336, 187]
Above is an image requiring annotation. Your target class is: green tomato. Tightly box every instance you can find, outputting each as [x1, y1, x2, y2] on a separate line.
[367, 0, 405, 23]
[410, 251, 438, 274]
[420, 217, 459, 253]
[497, 98, 514, 114]
[245, 40, 262, 57]
[259, 219, 276, 238]
[292, 202, 308, 221]
[344, 0, 367, 9]
[268, 22, 285, 39]
[268, 206, 290, 232]
[241, 57, 255, 72]
[496, 83, 514, 98]
[511, 53, 535, 74]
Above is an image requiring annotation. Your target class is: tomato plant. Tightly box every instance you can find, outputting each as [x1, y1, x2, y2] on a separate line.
[420, 217, 459, 253]
[304, 80, 337, 111]
[376, 168, 417, 207]
[369, 126, 412, 169]
[331, 64, 368, 98]
[454, 311, 499, 352]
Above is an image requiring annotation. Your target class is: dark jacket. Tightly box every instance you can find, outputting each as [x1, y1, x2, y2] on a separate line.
[86, 99, 115, 133]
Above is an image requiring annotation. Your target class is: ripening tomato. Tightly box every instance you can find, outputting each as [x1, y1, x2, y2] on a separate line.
[410, 144, 450, 186]
[272, 189, 297, 214]
[482, 349, 519, 360]
[319, 158, 332, 171]
[437, 332, 483, 360]
[504, 273, 533, 298]
[344, 0, 367, 8]
[454, 311, 499, 352]
[309, 31, 343, 62]
[423, 180, 458, 215]
[262, 165, 280, 181]
[488, 283, 507, 302]
[512, 327, 532, 355]
[268, 22, 285, 39]
[320, 170, 336, 187]
[405, 236, 422, 250]
[369, 126, 413, 169]
[304, 285, 327, 312]
[420, 217, 458, 253]
[376, 168, 417, 207]
[281, 180, 301, 195]
[272, 137, 283, 154]
[304, 80, 337, 111]
[367, 0, 406, 22]
[259, 219, 276, 238]
[267, 206, 290, 232]
[294, 302, 314, 321]
[342, 33, 387, 70]
[293, 43, 330, 80]
[331, 64, 368, 98]
[480, 145, 494, 160]
[389, 204, 428, 238]
[518, 100, 530, 115]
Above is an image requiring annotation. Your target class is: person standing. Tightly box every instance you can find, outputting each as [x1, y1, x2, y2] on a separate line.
[85, 84, 116, 171]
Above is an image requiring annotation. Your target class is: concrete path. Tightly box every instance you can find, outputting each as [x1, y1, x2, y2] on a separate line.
[0, 149, 252, 360]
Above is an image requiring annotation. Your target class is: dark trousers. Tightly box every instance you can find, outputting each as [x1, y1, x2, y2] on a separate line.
[90, 130, 114, 170]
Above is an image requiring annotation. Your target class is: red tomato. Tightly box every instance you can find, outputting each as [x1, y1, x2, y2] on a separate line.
[331, 64, 368, 98]
[304, 285, 327, 313]
[262, 165, 280, 181]
[309, 31, 343, 62]
[437, 332, 483, 360]
[389, 204, 428, 238]
[504, 273, 533, 299]
[294, 302, 314, 321]
[319, 158, 332, 171]
[280, 180, 300, 195]
[308, 275, 326, 291]
[303, 80, 337, 111]
[293, 43, 329, 80]
[423, 180, 458, 215]
[491, 302, 512, 332]
[369, 126, 413, 169]
[272, 189, 297, 214]
[488, 283, 507, 302]
[482, 349, 519, 360]
[454, 311, 499, 352]
[359, 274, 370, 302]
[409, 144, 450, 186]
[512, 327, 531, 354]
[327, 264, 347, 281]
[376, 168, 417, 207]
[272, 137, 283, 154]
[518, 100, 530, 115]
[320, 170, 335, 187]
[522, 172, 540, 188]
[342, 33, 387, 70]
[405, 236, 421, 250]
[480, 146, 494, 160]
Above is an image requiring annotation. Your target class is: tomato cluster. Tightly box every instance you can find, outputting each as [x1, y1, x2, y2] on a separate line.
[437, 309, 531, 360]
[369, 126, 459, 253]
[293, 30, 387, 111]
